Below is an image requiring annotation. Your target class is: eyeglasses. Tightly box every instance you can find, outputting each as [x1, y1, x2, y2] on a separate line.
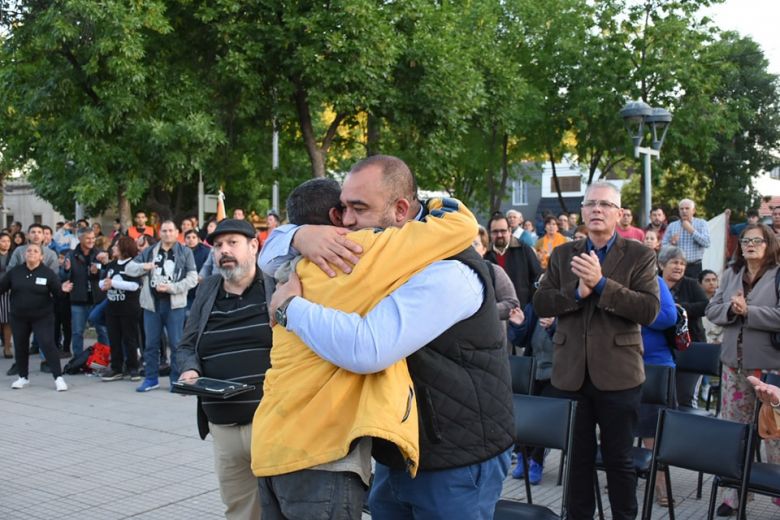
[739, 237, 766, 246]
[581, 200, 620, 210]
[490, 229, 509, 235]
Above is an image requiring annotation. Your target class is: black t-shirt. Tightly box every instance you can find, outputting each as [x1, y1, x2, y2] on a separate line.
[0, 263, 62, 318]
[104, 259, 142, 316]
[150, 247, 175, 303]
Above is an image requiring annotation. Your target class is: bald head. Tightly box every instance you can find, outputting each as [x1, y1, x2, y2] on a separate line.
[350, 155, 418, 203]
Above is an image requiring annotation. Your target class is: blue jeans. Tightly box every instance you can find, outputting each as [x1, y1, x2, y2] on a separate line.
[71, 303, 109, 357]
[143, 301, 185, 382]
[368, 449, 511, 519]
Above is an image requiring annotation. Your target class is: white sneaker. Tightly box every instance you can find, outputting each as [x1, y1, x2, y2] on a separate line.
[11, 377, 29, 389]
[54, 376, 68, 392]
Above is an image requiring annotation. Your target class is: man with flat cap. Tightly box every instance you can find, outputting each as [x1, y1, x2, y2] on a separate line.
[177, 218, 273, 520]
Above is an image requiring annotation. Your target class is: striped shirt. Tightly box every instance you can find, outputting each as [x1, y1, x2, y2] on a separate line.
[198, 280, 272, 425]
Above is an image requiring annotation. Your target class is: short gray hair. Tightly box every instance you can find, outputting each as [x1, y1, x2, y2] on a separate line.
[679, 198, 695, 208]
[584, 181, 621, 207]
[658, 245, 686, 266]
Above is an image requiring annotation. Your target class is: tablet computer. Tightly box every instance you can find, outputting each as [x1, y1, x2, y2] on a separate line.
[171, 377, 255, 399]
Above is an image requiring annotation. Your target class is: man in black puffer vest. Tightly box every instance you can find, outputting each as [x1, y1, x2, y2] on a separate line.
[265, 155, 514, 519]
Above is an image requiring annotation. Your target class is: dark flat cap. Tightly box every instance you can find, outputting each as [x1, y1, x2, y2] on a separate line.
[206, 218, 256, 243]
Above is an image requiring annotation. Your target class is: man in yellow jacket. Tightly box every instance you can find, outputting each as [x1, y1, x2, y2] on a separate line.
[252, 174, 479, 517]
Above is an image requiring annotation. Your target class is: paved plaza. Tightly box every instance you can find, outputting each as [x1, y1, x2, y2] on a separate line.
[1, 354, 779, 519]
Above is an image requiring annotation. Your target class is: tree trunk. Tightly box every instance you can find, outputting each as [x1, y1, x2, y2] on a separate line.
[367, 113, 381, 156]
[117, 186, 132, 230]
[293, 84, 326, 178]
[548, 147, 569, 214]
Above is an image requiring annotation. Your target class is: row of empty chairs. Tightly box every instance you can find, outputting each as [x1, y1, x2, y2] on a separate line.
[496, 345, 780, 520]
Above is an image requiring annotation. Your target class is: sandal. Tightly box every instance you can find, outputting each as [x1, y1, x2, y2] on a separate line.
[655, 484, 675, 507]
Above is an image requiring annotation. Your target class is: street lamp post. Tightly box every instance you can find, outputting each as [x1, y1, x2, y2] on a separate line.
[619, 101, 672, 228]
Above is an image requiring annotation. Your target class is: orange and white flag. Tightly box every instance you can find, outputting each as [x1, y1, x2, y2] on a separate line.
[216, 188, 226, 221]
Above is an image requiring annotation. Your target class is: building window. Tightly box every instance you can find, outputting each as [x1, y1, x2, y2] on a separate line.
[5, 215, 12, 228]
[552, 176, 581, 193]
[33, 214, 42, 224]
[512, 179, 528, 206]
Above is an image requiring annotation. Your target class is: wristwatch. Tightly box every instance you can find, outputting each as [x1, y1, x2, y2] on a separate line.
[274, 297, 296, 328]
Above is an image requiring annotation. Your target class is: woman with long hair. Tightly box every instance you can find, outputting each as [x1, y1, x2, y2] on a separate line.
[0, 232, 13, 358]
[706, 224, 780, 516]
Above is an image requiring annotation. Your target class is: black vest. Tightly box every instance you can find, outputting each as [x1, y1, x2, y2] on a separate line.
[373, 248, 515, 471]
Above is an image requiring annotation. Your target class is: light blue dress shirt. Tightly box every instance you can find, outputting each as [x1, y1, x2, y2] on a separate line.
[258, 223, 484, 373]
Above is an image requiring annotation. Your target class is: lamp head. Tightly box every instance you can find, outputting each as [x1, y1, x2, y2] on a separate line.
[646, 107, 672, 150]
[620, 100, 653, 147]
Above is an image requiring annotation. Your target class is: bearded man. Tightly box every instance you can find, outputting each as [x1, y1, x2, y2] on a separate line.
[177, 218, 272, 520]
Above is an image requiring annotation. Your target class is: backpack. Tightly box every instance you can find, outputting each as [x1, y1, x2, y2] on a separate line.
[664, 303, 692, 353]
[63, 346, 94, 375]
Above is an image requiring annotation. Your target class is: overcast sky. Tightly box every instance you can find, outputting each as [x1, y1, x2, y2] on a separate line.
[701, 0, 780, 75]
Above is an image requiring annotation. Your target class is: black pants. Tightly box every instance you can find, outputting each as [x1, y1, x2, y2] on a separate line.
[684, 260, 702, 280]
[106, 312, 140, 372]
[552, 377, 642, 520]
[54, 293, 71, 351]
[11, 313, 62, 379]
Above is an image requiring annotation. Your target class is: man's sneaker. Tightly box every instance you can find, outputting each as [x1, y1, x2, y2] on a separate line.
[55, 376, 68, 392]
[11, 377, 29, 389]
[528, 460, 544, 485]
[40, 361, 51, 373]
[136, 378, 160, 392]
[128, 370, 141, 382]
[511, 453, 526, 479]
[101, 369, 124, 382]
[6, 363, 19, 376]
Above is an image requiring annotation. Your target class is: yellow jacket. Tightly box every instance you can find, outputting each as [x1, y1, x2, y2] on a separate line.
[251, 199, 477, 478]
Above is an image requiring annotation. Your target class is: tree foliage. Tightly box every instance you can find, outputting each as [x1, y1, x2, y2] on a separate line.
[1, 0, 778, 222]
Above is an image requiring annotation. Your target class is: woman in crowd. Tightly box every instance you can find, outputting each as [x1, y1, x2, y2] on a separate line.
[0, 232, 12, 358]
[706, 224, 780, 517]
[659, 246, 709, 408]
[644, 229, 661, 255]
[638, 275, 678, 505]
[535, 216, 568, 270]
[0, 243, 73, 391]
[11, 230, 25, 250]
[99, 236, 142, 382]
[522, 220, 538, 243]
[473, 226, 520, 354]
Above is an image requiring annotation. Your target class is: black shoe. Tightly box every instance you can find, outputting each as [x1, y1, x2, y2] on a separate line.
[128, 369, 141, 382]
[30, 345, 40, 354]
[58, 350, 71, 359]
[40, 361, 51, 374]
[6, 363, 18, 376]
[101, 369, 124, 382]
[159, 364, 171, 377]
[716, 503, 735, 517]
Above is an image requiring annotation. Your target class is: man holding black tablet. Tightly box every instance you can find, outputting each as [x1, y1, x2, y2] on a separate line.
[177, 218, 272, 520]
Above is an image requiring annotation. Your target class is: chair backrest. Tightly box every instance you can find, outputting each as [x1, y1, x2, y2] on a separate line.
[654, 410, 753, 480]
[765, 373, 780, 387]
[508, 355, 535, 395]
[511, 394, 577, 517]
[674, 342, 721, 377]
[641, 365, 676, 407]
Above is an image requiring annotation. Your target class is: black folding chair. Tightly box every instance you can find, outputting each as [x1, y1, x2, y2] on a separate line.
[641, 410, 754, 520]
[509, 355, 536, 395]
[675, 342, 722, 416]
[494, 394, 577, 520]
[673, 342, 722, 498]
[712, 373, 780, 515]
[595, 364, 676, 520]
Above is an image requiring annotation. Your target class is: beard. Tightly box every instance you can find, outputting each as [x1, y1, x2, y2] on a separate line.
[217, 256, 252, 283]
[493, 236, 507, 248]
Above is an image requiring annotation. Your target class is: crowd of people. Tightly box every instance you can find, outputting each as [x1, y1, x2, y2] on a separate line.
[3, 156, 780, 520]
